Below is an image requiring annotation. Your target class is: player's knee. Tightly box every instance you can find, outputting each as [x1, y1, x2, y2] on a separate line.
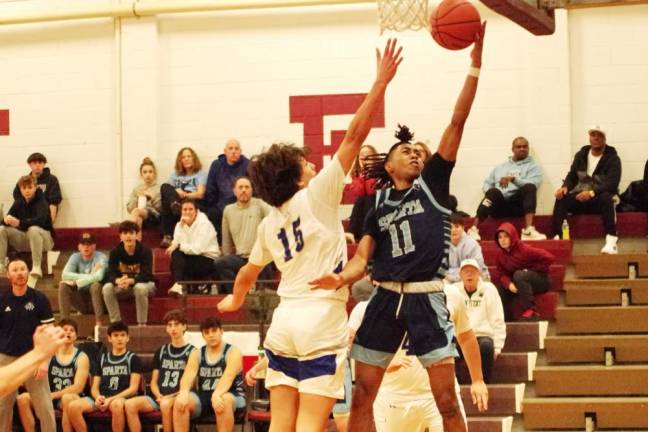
[160, 398, 174, 413]
[110, 398, 126, 412]
[16, 394, 30, 408]
[435, 389, 461, 418]
[124, 399, 137, 415]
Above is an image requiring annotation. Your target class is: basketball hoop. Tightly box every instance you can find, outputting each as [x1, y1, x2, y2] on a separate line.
[377, 0, 430, 33]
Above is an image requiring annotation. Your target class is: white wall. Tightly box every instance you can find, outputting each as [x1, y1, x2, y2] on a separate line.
[0, 1, 647, 227]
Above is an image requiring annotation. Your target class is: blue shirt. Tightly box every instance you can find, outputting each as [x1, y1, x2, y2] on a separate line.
[167, 171, 208, 193]
[62, 251, 108, 289]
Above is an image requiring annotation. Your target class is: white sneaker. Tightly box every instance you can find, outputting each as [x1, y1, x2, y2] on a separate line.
[467, 225, 481, 241]
[27, 274, 39, 288]
[168, 283, 184, 297]
[552, 235, 560, 240]
[521, 226, 547, 241]
[600, 234, 619, 254]
[30, 264, 43, 278]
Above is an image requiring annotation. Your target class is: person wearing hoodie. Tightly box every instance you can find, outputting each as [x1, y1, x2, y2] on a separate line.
[495, 222, 554, 321]
[446, 212, 490, 283]
[447, 259, 505, 383]
[552, 126, 622, 254]
[13, 152, 62, 224]
[102, 221, 156, 326]
[166, 199, 220, 297]
[1, 175, 54, 287]
[469, 137, 545, 241]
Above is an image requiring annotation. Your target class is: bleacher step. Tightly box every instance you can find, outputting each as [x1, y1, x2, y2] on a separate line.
[534, 365, 648, 396]
[545, 335, 648, 364]
[556, 305, 648, 334]
[523, 397, 648, 429]
[503, 321, 548, 353]
[564, 279, 648, 306]
[467, 416, 513, 432]
[462, 384, 524, 416]
[457, 352, 536, 384]
[573, 254, 648, 278]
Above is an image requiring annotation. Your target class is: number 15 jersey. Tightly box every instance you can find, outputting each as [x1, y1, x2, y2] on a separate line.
[249, 155, 348, 301]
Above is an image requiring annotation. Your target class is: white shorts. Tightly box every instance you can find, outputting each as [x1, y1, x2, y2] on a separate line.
[373, 382, 465, 432]
[263, 297, 348, 400]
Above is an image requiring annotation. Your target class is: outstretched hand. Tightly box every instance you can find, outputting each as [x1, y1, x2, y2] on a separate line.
[375, 38, 404, 86]
[471, 21, 487, 68]
[309, 273, 344, 291]
[217, 294, 243, 313]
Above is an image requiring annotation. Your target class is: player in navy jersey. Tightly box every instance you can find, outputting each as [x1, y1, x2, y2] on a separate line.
[17, 318, 90, 432]
[310, 24, 488, 432]
[125, 309, 195, 432]
[68, 320, 142, 432]
[173, 317, 245, 432]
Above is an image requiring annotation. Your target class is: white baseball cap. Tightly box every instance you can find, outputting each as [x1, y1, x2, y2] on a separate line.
[588, 125, 606, 137]
[459, 258, 481, 272]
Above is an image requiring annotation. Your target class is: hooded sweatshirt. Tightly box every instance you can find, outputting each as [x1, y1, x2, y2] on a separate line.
[447, 279, 506, 353]
[6, 188, 53, 234]
[483, 156, 542, 199]
[563, 145, 621, 195]
[447, 232, 490, 283]
[494, 222, 554, 289]
[172, 211, 220, 260]
[106, 241, 153, 285]
[13, 167, 62, 205]
[205, 154, 250, 211]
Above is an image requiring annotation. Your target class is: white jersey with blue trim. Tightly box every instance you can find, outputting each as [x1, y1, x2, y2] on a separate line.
[249, 155, 348, 301]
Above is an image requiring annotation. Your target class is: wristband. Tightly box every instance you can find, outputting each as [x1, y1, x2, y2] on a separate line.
[468, 67, 480, 78]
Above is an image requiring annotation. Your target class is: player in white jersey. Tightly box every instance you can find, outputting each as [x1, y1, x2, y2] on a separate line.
[348, 289, 487, 432]
[218, 39, 403, 432]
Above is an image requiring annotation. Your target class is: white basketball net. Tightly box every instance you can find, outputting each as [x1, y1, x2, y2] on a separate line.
[377, 0, 430, 33]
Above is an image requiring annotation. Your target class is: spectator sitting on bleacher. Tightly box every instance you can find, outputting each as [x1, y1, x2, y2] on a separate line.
[102, 221, 156, 326]
[447, 259, 505, 383]
[617, 159, 648, 213]
[166, 199, 220, 297]
[551, 125, 622, 254]
[17, 318, 90, 432]
[469, 137, 545, 241]
[59, 232, 108, 327]
[205, 139, 251, 235]
[213, 177, 272, 294]
[127, 157, 162, 232]
[13, 152, 62, 224]
[173, 317, 245, 432]
[495, 223, 555, 321]
[67, 320, 142, 432]
[346, 145, 378, 242]
[446, 212, 490, 284]
[125, 309, 195, 432]
[1, 174, 54, 287]
[160, 147, 208, 248]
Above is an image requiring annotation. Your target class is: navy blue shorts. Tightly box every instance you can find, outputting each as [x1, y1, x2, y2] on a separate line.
[350, 287, 457, 368]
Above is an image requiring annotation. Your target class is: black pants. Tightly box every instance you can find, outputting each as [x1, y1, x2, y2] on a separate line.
[456, 336, 495, 384]
[160, 184, 181, 236]
[212, 255, 275, 294]
[498, 269, 550, 320]
[170, 249, 216, 281]
[476, 184, 537, 221]
[551, 191, 616, 237]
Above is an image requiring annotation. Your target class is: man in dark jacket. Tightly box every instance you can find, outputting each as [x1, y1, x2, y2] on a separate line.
[495, 223, 555, 321]
[551, 126, 622, 254]
[13, 152, 62, 223]
[101, 221, 156, 326]
[1, 175, 54, 287]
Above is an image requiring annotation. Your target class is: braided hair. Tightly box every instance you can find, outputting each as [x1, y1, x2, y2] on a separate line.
[363, 124, 415, 188]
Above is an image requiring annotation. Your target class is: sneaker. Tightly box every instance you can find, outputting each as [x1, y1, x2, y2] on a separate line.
[160, 235, 173, 248]
[168, 283, 184, 297]
[30, 264, 43, 278]
[27, 274, 39, 288]
[521, 226, 547, 241]
[600, 234, 619, 255]
[519, 308, 540, 321]
[552, 234, 560, 240]
[467, 225, 481, 241]
[194, 283, 210, 295]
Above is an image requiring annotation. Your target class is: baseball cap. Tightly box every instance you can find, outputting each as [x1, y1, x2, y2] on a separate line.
[78, 232, 96, 245]
[459, 258, 481, 272]
[588, 125, 606, 137]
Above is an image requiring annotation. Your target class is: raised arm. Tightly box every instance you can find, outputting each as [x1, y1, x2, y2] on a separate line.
[336, 39, 404, 174]
[437, 22, 486, 162]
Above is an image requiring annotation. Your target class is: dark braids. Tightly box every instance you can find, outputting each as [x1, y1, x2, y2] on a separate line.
[363, 124, 416, 188]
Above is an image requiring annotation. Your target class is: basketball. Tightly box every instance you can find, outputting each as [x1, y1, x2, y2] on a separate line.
[430, 0, 481, 50]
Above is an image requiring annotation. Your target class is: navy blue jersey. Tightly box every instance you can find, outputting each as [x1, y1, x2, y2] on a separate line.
[365, 153, 454, 282]
[197, 344, 245, 401]
[48, 348, 83, 393]
[0, 288, 54, 356]
[152, 343, 195, 395]
[93, 351, 142, 397]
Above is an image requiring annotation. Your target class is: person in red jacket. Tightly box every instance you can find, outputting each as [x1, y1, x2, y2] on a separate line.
[495, 222, 554, 320]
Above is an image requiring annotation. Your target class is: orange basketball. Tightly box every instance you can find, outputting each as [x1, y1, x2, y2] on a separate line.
[430, 0, 481, 50]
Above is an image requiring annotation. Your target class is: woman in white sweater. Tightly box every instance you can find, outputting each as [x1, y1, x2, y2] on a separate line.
[166, 199, 220, 296]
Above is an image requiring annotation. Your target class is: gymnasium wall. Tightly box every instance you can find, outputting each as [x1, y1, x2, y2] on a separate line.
[0, 1, 647, 227]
